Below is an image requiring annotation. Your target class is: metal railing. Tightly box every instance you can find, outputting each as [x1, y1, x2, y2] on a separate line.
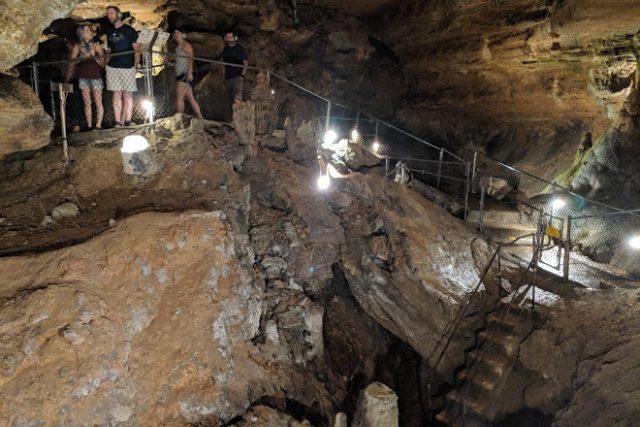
[469, 150, 640, 284]
[22, 47, 640, 286]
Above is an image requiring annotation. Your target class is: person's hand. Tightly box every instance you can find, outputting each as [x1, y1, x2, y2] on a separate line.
[188, 71, 194, 81]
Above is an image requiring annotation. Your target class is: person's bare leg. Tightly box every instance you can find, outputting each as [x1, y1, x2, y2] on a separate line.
[176, 83, 186, 114]
[93, 86, 104, 129]
[112, 90, 123, 125]
[123, 91, 133, 123]
[186, 86, 203, 119]
[81, 87, 92, 128]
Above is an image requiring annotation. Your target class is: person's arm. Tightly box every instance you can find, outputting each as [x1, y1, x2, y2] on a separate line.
[241, 47, 248, 78]
[185, 42, 195, 81]
[222, 48, 226, 79]
[133, 41, 141, 68]
[241, 59, 248, 79]
[95, 43, 106, 67]
[131, 28, 141, 68]
[65, 44, 79, 82]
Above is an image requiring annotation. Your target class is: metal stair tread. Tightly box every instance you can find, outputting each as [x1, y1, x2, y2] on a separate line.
[446, 390, 491, 416]
[457, 369, 500, 393]
[466, 349, 511, 376]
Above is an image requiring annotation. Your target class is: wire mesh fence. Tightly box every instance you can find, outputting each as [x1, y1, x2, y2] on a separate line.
[470, 151, 640, 283]
[25, 47, 640, 285]
[569, 211, 640, 285]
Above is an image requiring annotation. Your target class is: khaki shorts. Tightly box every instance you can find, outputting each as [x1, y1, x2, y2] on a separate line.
[224, 76, 243, 100]
[106, 66, 137, 92]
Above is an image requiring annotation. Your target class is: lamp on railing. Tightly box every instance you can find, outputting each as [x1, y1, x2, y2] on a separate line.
[317, 173, 331, 191]
[552, 198, 566, 210]
[629, 235, 640, 250]
[350, 128, 361, 142]
[372, 140, 381, 154]
[120, 135, 158, 176]
[323, 129, 338, 147]
[142, 99, 154, 124]
[350, 111, 361, 143]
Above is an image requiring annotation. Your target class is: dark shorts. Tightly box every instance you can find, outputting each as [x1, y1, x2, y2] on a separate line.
[224, 76, 243, 100]
[176, 74, 193, 86]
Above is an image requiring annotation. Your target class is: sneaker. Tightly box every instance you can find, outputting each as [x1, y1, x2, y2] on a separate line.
[124, 120, 136, 127]
[114, 122, 123, 128]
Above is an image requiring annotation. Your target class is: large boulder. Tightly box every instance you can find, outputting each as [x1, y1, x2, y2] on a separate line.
[0, 75, 52, 157]
[0, 0, 82, 71]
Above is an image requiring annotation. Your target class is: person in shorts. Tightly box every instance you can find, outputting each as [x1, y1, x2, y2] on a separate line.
[222, 31, 248, 102]
[66, 24, 105, 130]
[173, 29, 203, 119]
[105, 5, 140, 127]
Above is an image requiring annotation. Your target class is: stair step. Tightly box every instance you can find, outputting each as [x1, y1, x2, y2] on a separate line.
[466, 349, 511, 377]
[446, 390, 491, 417]
[457, 369, 500, 394]
[477, 329, 519, 357]
[487, 309, 536, 336]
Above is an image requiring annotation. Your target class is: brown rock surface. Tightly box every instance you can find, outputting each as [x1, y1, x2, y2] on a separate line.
[0, 115, 486, 424]
[0, 74, 53, 157]
[0, 0, 82, 70]
[372, 0, 640, 184]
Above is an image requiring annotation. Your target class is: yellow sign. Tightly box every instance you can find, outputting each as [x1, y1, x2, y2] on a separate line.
[545, 225, 561, 239]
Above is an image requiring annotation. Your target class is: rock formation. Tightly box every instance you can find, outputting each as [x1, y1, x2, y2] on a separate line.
[0, 74, 53, 157]
[0, 115, 490, 425]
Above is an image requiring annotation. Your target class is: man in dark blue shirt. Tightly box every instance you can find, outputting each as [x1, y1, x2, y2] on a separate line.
[222, 31, 248, 102]
[105, 5, 140, 127]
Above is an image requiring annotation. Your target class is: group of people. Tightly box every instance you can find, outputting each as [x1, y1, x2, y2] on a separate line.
[65, 5, 249, 130]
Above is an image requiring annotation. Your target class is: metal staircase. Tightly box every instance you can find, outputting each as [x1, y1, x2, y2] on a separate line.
[430, 237, 546, 426]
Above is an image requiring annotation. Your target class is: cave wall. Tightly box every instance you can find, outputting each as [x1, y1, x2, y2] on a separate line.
[371, 0, 640, 185]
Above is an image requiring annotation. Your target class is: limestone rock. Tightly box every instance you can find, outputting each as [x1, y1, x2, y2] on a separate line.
[333, 412, 347, 427]
[0, 75, 53, 157]
[51, 202, 79, 219]
[0, 0, 83, 70]
[236, 405, 312, 427]
[195, 72, 233, 122]
[351, 382, 399, 427]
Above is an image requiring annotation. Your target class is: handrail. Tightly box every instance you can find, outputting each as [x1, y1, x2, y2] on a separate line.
[473, 150, 639, 215]
[429, 232, 535, 372]
[30, 49, 466, 164]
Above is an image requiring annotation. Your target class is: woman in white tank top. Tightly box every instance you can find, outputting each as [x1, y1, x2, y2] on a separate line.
[174, 29, 203, 119]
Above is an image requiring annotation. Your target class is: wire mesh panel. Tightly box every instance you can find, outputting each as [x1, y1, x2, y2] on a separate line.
[30, 51, 155, 132]
[569, 211, 640, 284]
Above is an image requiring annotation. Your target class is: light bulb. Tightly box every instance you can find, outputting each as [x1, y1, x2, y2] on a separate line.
[121, 135, 150, 153]
[317, 174, 331, 191]
[323, 130, 338, 146]
[351, 128, 361, 142]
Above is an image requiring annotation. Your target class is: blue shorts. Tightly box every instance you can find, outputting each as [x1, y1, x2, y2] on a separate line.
[78, 78, 104, 90]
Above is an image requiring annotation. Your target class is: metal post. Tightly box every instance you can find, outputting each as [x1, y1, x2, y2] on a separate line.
[143, 50, 154, 123]
[479, 182, 486, 233]
[50, 90, 57, 126]
[385, 157, 389, 179]
[436, 147, 444, 189]
[550, 182, 557, 216]
[471, 150, 478, 193]
[58, 83, 69, 166]
[464, 162, 470, 221]
[375, 119, 379, 141]
[563, 215, 572, 282]
[325, 101, 331, 132]
[355, 111, 360, 130]
[32, 61, 40, 98]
